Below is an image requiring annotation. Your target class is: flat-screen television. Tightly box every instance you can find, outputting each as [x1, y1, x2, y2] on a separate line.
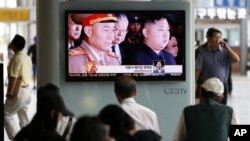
[62, 1, 190, 81]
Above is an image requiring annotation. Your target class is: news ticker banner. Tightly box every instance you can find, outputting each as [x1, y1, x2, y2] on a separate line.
[88, 65, 182, 73]
[84, 64, 183, 74]
[230, 125, 250, 141]
[69, 65, 183, 77]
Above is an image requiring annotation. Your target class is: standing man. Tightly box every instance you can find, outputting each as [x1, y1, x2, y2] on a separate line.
[114, 75, 160, 134]
[111, 14, 129, 64]
[68, 13, 119, 73]
[68, 14, 82, 49]
[131, 14, 175, 65]
[173, 77, 237, 141]
[195, 27, 240, 104]
[27, 36, 37, 89]
[5, 34, 33, 140]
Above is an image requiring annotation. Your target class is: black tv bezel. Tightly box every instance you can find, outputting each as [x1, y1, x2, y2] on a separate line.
[65, 10, 186, 82]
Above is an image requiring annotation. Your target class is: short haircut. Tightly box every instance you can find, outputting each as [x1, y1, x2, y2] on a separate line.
[154, 60, 164, 67]
[11, 34, 26, 50]
[99, 104, 135, 136]
[114, 75, 137, 98]
[142, 13, 167, 29]
[70, 116, 108, 141]
[37, 83, 74, 116]
[206, 27, 222, 38]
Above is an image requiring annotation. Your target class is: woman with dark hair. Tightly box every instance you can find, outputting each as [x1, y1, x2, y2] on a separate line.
[99, 104, 161, 141]
[70, 116, 114, 141]
[99, 104, 136, 141]
[14, 83, 67, 141]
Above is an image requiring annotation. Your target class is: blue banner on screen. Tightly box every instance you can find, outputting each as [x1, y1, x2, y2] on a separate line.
[214, 0, 248, 7]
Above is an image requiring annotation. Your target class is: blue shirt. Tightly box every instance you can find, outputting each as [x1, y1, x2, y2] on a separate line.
[195, 46, 230, 83]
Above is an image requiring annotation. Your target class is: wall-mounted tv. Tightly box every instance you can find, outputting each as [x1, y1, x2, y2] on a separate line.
[64, 2, 189, 81]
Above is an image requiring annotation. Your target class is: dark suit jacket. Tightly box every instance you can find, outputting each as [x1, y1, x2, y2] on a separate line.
[132, 44, 176, 65]
[119, 41, 139, 65]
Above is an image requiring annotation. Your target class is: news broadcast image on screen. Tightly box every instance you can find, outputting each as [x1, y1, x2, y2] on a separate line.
[66, 11, 186, 81]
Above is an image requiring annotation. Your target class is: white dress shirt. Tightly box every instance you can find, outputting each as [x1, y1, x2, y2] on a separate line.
[114, 45, 122, 64]
[120, 97, 160, 134]
[110, 44, 122, 64]
[68, 42, 74, 49]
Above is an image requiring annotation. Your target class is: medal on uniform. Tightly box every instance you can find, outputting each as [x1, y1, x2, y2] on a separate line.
[84, 62, 97, 73]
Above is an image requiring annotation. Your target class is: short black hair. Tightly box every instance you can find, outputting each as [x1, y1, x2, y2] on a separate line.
[142, 13, 167, 28]
[154, 60, 164, 67]
[206, 27, 222, 38]
[99, 104, 135, 136]
[37, 83, 60, 114]
[37, 83, 74, 116]
[11, 34, 26, 50]
[70, 116, 108, 141]
[114, 75, 137, 98]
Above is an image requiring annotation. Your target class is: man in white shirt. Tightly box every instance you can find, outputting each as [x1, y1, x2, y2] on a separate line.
[114, 75, 160, 134]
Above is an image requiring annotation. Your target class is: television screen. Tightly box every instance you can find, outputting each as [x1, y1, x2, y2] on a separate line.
[65, 10, 186, 81]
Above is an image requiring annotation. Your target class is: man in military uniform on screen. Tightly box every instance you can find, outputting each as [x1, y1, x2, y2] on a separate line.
[68, 13, 119, 73]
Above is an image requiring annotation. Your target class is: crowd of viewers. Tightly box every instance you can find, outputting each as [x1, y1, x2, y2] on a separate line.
[7, 74, 237, 141]
[4, 13, 240, 141]
[12, 75, 163, 141]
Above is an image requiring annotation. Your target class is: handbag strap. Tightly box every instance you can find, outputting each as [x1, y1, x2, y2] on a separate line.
[62, 117, 73, 139]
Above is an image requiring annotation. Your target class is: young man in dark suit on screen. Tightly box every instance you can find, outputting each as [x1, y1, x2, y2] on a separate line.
[131, 14, 176, 65]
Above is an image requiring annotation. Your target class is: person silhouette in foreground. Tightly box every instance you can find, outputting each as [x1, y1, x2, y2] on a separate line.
[173, 77, 238, 141]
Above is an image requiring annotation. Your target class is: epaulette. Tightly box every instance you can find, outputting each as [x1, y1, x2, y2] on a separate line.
[68, 47, 86, 56]
[106, 52, 118, 58]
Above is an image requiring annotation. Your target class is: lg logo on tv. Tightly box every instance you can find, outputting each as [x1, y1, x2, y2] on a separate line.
[164, 88, 187, 94]
[230, 125, 250, 141]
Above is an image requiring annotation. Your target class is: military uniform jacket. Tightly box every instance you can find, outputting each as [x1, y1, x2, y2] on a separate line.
[68, 41, 119, 73]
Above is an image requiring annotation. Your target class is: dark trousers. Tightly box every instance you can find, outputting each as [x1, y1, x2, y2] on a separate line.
[221, 82, 228, 105]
